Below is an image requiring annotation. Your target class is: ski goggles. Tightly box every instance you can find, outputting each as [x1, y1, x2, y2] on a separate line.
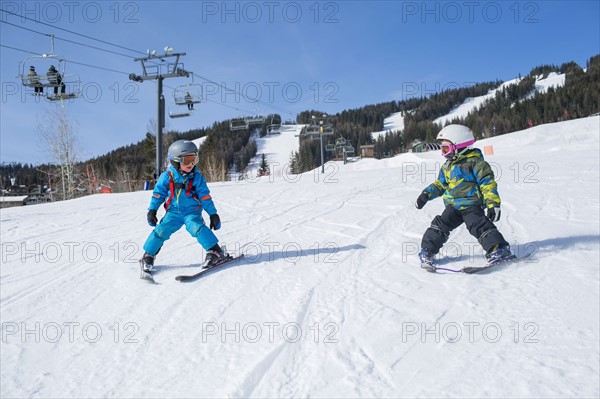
[174, 154, 198, 166]
[440, 140, 475, 157]
[440, 143, 455, 157]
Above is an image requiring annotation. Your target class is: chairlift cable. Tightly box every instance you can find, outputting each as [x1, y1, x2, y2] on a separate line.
[1, 43, 130, 75]
[1, 9, 300, 117]
[0, 44, 37, 55]
[192, 73, 297, 116]
[0, 20, 145, 59]
[2, 43, 290, 118]
[0, 8, 146, 56]
[66, 60, 130, 75]
[160, 81, 257, 114]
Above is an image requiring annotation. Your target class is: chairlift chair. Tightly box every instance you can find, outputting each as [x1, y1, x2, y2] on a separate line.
[169, 109, 191, 119]
[245, 115, 265, 125]
[173, 84, 203, 106]
[230, 118, 249, 131]
[18, 35, 81, 100]
[20, 58, 82, 100]
[266, 114, 281, 135]
[44, 72, 81, 101]
[322, 126, 334, 134]
[305, 125, 321, 135]
[335, 137, 347, 146]
[267, 124, 281, 135]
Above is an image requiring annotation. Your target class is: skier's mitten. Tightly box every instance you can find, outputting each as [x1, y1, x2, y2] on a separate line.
[415, 192, 429, 209]
[209, 213, 221, 230]
[486, 206, 501, 222]
[147, 209, 158, 226]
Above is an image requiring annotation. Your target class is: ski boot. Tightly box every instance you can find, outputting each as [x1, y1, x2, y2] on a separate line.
[419, 248, 436, 272]
[141, 253, 155, 272]
[203, 244, 228, 268]
[139, 253, 156, 282]
[485, 244, 514, 265]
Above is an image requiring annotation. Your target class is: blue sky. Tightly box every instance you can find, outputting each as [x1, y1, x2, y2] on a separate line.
[1, 0, 599, 164]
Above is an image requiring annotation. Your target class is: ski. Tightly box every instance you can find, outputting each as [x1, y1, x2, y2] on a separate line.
[422, 253, 532, 274]
[139, 259, 157, 284]
[420, 261, 437, 273]
[462, 254, 519, 274]
[175, 254, 244, 282]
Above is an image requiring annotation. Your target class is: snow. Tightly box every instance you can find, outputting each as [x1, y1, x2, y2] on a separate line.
[0, 196, 28, 203]
[371, 73, 566, 141]
[244, 124, 304, 178]
[527, 72, 567, 98]
[191, 136, 207, 149]
[1, 116, 599, 398]
[434, 74, 566, 127]
[434, 78, 521, 126]
[372, 112, 406, 140]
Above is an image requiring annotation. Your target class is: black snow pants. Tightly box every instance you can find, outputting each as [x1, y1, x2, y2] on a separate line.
[421, 205, 509, 255]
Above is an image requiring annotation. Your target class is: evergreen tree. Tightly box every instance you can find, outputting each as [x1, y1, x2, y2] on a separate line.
[5, 55, 597, 197]
[258, 154, 270, 176]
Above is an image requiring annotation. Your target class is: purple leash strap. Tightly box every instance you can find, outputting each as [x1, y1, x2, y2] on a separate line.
[433, 266, 464, 273]
[420, 265, 464, 273]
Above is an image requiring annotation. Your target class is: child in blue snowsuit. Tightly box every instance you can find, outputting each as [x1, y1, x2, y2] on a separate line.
[141, 140, 225, 272]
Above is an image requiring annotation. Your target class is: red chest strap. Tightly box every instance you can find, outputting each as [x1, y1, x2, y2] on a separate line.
[164, 172, 198, 210]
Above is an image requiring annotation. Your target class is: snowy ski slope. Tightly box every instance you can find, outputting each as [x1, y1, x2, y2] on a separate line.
[1, 116, 598, 398]
[372, 73, 567, 141]
[244, 124, 304, 178]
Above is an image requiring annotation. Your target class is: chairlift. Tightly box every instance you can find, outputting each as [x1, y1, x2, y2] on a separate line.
[267, 124, 281, 135]
[245, 115, 265, 125]
[44, 71, 81, 102]
[305, 125, 321, 135]
[230, 118, 249, 131]
[18, 35, 81, 100]
[173, 74, 203, 106]
[174, 86, 202, 106]
[266, 114, 281, 135]
[169, 108, 191, 119]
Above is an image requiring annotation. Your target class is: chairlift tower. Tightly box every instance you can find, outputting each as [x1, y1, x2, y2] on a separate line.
[298, 114, 334, 174]
[129, 49, 190, 179]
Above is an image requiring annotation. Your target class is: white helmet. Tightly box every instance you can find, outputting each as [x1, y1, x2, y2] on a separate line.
[436, 124, 476, 159]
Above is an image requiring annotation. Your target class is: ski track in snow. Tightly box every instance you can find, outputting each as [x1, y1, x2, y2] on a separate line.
[1, 117, 599, 398]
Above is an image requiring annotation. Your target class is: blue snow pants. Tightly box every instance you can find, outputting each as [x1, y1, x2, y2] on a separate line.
[143, 211, 218, 256]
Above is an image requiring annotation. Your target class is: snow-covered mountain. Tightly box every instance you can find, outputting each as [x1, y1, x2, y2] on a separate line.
[372, 111, 407, 140]
[1, 116, 599, 398]
[244, 124, 304, 178]
[372, 73, 567, 140]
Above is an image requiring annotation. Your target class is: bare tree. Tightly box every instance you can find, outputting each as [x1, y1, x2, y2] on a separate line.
[146, 118, 158, 137]
[37, 106, 79, 201]
[115, 163, 133, 192]
[202, 151, 227, 182]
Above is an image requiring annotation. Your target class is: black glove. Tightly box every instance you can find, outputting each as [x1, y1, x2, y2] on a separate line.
[415, 192, 429, 209]
[486, 206, 501, 222]
[147, 209, 158, 226]
[209, 213, 221, 230]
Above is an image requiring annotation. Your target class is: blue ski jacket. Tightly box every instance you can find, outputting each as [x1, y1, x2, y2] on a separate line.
[148, 165, 217, 216]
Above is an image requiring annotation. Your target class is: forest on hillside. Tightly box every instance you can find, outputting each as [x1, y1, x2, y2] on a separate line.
[370, 54, 599, 161]
[2, 55, 598, 199]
